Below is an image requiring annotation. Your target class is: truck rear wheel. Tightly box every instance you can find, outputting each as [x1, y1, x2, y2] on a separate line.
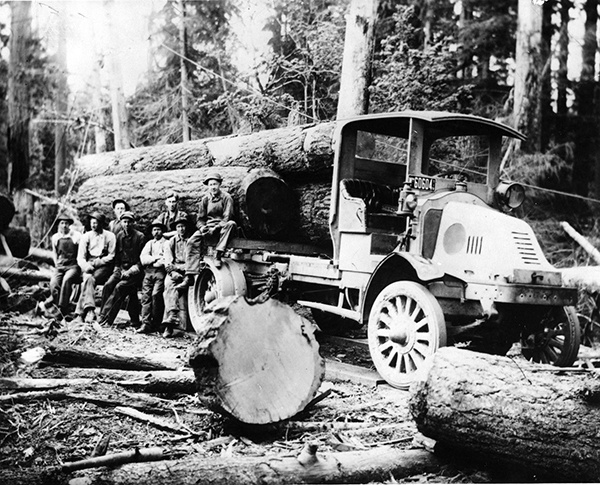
[520, 306, 581, 366]
[368, 281, 446, 389]
[188, 260, 246, 333]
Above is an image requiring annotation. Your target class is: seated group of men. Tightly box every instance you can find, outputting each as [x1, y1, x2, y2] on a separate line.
[41, 172, 236, 338]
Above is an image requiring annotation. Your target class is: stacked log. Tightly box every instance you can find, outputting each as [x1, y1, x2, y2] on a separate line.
[71, 122, 336, 247]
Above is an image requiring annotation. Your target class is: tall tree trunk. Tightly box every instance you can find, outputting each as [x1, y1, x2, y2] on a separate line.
[540, 0, 554, 151]
[422, 0, 433, 48]
[7, 0, 32, 192]
[573, 0, 598, 195]
[556, 0, 571, 143]
[54, 4, 68, 196]
[336, 0, 379, 119]
[178, 0, 190, 143]
[513, 0, 543, 152]
[104, 0, 131, 151]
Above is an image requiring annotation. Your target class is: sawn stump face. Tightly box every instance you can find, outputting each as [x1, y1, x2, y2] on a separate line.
[190, 296, 325, 425]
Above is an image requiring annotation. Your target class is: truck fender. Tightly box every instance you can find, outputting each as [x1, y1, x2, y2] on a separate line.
[361, 253, 444, 324]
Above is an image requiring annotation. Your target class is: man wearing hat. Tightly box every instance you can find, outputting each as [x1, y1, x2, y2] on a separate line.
[76, 211, 117, 322]
[176, 172, 236, 290]
[138, 219, 170, 333]
[41, 211, 82, 318]
[109, 198, 130, 236]
[162, 213, 190, 337]
[98, 211, 146, 327]
[155, 191, 188, 239]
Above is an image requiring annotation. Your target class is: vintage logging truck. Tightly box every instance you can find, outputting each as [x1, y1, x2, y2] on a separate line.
[187, 111, 581, 389]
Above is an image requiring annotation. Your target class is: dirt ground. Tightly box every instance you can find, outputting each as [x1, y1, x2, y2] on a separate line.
[0, 290, 507, 484]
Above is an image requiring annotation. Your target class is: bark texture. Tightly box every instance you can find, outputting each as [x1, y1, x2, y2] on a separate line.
[189, 296, 325, 424]
[409, 347, 600, 482]
[74, 122, 335, 183]
[60, 447, 439, 485]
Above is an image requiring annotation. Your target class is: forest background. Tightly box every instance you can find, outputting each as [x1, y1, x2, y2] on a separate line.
[2, 0, 600, 266]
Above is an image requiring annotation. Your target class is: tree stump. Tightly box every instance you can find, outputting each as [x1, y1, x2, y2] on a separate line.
[189, 296, 325, 424]
[409, 347, 600, 482]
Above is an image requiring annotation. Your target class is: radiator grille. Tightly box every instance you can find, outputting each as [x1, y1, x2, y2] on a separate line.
[466, 235, 483, 254]
[512, 231, 541, 265]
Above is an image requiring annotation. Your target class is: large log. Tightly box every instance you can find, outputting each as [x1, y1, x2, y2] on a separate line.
[74, 122, 335, 184]
[189, 296, 325, 424]
[71, 167, 297, 239]
[2, 226, 31, 258]
[0, 447, 439, 485]
[42, 345, 180, 371]
[409, 347, 600, 482]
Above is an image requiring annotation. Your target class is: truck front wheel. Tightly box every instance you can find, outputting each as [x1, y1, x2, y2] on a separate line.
[520, 306, 581, 366]
[368, 281, 447, 389]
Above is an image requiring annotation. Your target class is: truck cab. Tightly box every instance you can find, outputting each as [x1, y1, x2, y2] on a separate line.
[326, 112, 579, 388]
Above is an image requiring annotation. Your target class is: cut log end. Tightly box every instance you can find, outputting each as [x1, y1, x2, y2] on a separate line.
[189, 296, 325, 424]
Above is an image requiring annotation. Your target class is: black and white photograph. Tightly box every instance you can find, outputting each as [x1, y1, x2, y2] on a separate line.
[1, 0, 600, 482]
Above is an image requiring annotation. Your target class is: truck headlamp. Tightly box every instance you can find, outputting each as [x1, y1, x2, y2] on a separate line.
[495, 182, 525, 210]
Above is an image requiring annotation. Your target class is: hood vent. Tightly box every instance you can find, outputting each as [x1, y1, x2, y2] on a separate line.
[466, 235, 483, 255]
[512, 231, 541, 266]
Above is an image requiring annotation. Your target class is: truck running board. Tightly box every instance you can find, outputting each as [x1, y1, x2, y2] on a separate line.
[297, 300, 360, 322]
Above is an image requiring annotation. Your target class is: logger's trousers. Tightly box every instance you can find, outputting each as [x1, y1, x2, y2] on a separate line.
[99, 269, 143, 326]
[76, 264, 113, 315]
[185, 220, 236, 274]
[48, 264, 81, 312]
[141, 268, 166, 329]
[163, 270, 185, 328]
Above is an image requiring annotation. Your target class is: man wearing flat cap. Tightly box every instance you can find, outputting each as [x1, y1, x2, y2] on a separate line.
[138, 219, 170, 333]
[99, 211, 146, 327]
[177, 172, 236, 290]
[41, 211, 82, 318]
[109, 198, 130, 236]
[76, 211, 116, 322]
[155, 191, 188, 239]
[162, 214, 190, 337]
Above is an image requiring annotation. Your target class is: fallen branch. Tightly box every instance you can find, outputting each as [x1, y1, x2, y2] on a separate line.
[0, 390, 68, 405]
[0, 377, 93, 391]
[114, 406, 201, 436]
[561, 221, 600, 264]
[61, 446, 187, 472]
[0, 265, 52, 283]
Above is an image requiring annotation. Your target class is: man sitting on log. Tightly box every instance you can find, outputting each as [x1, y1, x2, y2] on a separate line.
[98, 211, 146, 328]
[41, 211, 82, 319]
[176, 172, 236, 290]
[108, 198, 130, 236]
[137, 219, 169, 334]
[76, 211, 116, 323]
[161, 214, 190, 338]
[155, 191, 188, 239]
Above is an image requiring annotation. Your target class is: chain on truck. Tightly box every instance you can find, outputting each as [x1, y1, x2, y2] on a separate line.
[186, 111, 580, 389]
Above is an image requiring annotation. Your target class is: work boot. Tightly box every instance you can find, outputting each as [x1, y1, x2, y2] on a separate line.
[214, 250, 223, 268]
[135, 323, 154, 334]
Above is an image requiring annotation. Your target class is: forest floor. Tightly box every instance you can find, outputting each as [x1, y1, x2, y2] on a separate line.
[0, 284, 507, 485]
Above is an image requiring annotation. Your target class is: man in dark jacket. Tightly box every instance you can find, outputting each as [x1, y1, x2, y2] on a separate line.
[98, 211, 146, 327]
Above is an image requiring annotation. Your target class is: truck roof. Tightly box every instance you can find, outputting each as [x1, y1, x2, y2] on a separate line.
[336, 110, 526, 141]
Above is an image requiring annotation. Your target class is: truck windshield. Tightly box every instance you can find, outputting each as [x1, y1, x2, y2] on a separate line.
[356, 131, 408, 166]
[426, 135, 489, 184]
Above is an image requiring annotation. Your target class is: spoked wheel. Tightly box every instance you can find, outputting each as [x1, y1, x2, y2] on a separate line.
[521, 306, 581, 366]
[368, 281, 446, 389]
[187, 260, 246, 333]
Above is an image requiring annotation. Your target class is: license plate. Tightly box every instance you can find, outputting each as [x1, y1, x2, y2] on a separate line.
[410, 176, 436, 191]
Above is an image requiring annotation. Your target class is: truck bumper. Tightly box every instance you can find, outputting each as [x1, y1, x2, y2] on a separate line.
[465, 282, 578, 307]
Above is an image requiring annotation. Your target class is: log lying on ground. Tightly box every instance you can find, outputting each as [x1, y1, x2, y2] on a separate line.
[189, 296, 325, 424]
[74, 122, 335, 183]
[0, 264, 52, 283]
[38, 368, 197, 394]
[561, 221, 600, 264]
[72, 167, 297, 240]
[26, 247, 55, 266]
[0, 370, 197, 394]
[561, 266, 600, 293]
[42, 345, 180, 371]
[62, 446, 439, 485]
[409, 347, 600, 482]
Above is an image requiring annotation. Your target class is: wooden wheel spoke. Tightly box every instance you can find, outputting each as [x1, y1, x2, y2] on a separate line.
[378, 311, 393, 327]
